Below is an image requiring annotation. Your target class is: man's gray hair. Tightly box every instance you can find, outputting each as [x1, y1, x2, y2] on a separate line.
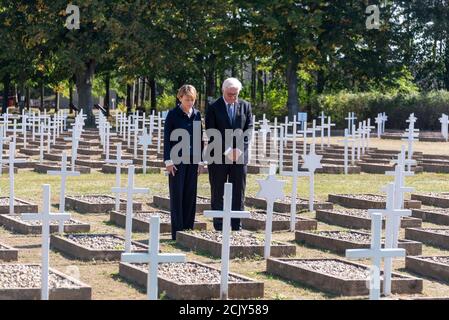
[222, 78, 242, 92]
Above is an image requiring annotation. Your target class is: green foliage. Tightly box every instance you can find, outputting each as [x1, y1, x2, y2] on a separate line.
[312, 90, 449, 130]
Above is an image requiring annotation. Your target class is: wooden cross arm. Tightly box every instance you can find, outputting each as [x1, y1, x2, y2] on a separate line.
[368, 209, 412, 217]
[204, 210, 250, 219]
[121, 253, 150, 264]
[105, 159, 133, 165]
[158, 253, 187, 264]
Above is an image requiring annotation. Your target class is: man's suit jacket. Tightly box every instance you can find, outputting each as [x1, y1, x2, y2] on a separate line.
[205, 97, 253, 165]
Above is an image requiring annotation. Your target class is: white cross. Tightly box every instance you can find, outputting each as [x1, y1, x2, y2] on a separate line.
[47, 151, 80, 231]
[8, 142, 26, 214]
[256, 166, 286, 259]
[21, 184, 71, 300]
[439, 114, 449, 142]
[111, 165, 149, 252]
[375, 113, 383, 138]
[402, 128, 419, 173]
[381, 112, 388, 133]
[345, 112, 357, 135]
[106, 143, 132, 211]
[139, 126, 153, 174]
[301, 145, 323, 212]
[338, 129, 355, 174]
[346, 212, 406, 300]
[0, 126, 11, 176]
[204, 183, 250, 300]
[157, 113, 162, 154]
[281, 153, 310, 231]
[121, 216, 186, 300]
[368, 183, 411, 296]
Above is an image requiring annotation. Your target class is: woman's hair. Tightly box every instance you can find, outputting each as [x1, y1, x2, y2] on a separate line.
[177, 85, 197, 100]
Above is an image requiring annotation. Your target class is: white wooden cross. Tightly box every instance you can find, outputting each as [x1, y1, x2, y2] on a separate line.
[301, 144, 323, 212]
[346, 212, 406, 300]
[204, 183, 250, 300]
[389, 145, 415, 209]
[381, 112, 388, 133]
[375, 113, 383, 138]
[0, 126, 11, 176]
[256, 165, 286, 259]
[157, 112, 162, 154]
[338, 129, 354, 174]
[138, 126, 153, 174]
[47, 151, 80, 231]
[352, 124, 362, 161]
[281, 153, 310, 231]
[259, 118, 271, 156]
[8, 142, 26, 214]
[106, 143, 132, 211]
[368, 183, 411, 296]
[402, 127, 419, 173]
[318, 112, 326, 150]
[121, 216, 186, 300]
[21, 184, 71, 300]
[111, 165, 149, 252]
[439, 114, 449, 142]
[345, 112, 357, 135]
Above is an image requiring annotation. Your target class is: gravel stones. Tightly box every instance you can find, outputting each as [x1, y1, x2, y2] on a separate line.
[134, 211, 171, 224]
[248, 210, 291, 222]
[286, 259, 372, 280]
[65, 234, 141, 250]
[0, 198, 27, 206]
[335, 194, 386, 201]
[72, 195, 119, 204]
[188, 230, 269, 246]
[421, 256, 449, 265]
[0, 265, 78, 289]
[315, 231, 371, 243]
[7, 215, 80, 226]
[133, 262, 246, 284]
[422, 228, 449, 236]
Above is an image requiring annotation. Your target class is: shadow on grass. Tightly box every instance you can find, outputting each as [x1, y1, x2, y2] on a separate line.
[110, 272, 171, 300]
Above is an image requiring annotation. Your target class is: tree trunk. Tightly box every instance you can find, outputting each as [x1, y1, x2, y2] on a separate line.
[149, 78, 156, 112]
[2, 74, 9, 114]
[286, 53, 300, 120]
[69, 82, 74, 114]
[316, 69, 326, 94]
[40, 83, 44, 112]
[257, 70, 264, 103]
[75, 60, 96, 126]
[444, 39, 449, 90]
[104, 74, 110, 116]
[126, 83, 132, 115]
[134, 78, 140, 111]
[140, 77, 146, 112]
[25, 86, 30, 110]
[54, 90, 59, 112]
[251, 61, 256, 103]
[205, 54, 216, 103]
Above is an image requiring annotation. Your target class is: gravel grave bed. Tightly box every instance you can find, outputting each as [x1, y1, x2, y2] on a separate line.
[249, 210, 291, 221]
[65, 234, 141, 250]
[0, 198, 27, 206]
[196, 197, 210, 204]
[134, 211, 171, 224]
[335, 194, 386, 201]
[420, 206, 449, 214]
[278, 196, 309, 204]
[422, 229, 449, 236]
[7, 215, 81, 226]
[423, 192, 449, 199]
[0, 265, 78, 289]
[133, 262, 247, 284]
[314, 231, 373, 243]
[286, 259, 405, 280]
[330, 209, 371, 218]
[72, 195, 120, 204]
[188, 230, 273, 246]
[420, 256, 449, 265]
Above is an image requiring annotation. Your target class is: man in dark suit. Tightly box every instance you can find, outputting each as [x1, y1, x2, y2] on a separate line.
[205, 78, 253, 231]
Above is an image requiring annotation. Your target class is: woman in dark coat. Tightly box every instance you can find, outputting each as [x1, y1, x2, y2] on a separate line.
[163, 85, 204, 240]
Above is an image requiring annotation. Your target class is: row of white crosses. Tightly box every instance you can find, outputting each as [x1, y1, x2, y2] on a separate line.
[346, 146, 414, 300]
[64, 112, 86, 171]
[116, 164, 186, 300]
[375, 112, 388, 138]
[281, 144, 322, 231]
[439, 113, 449, 142]
[318, 112, 336, 150]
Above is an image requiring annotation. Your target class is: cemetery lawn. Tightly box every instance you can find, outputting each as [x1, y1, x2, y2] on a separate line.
[1, 167, 449, 300]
